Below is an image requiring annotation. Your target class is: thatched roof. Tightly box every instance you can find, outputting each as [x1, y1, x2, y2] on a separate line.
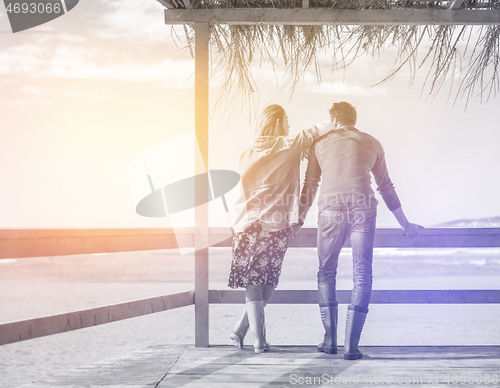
[160, 1, 500, 112]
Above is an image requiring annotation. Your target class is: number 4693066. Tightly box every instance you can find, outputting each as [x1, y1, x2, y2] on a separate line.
[6, 2, 62, 14]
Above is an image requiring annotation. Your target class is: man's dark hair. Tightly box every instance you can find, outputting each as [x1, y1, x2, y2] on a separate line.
[329, 101, 357, 125]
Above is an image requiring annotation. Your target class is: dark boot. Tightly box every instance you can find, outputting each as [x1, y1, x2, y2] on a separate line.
[317, 302, 338, 354]
[317, 281, 337, 354]
[344, 306, 368, 360]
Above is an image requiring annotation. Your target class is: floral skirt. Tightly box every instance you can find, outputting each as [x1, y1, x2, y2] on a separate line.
[228, 221, 292, 289]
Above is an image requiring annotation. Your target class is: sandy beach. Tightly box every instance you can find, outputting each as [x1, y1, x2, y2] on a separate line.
[1, 247, 500, 387]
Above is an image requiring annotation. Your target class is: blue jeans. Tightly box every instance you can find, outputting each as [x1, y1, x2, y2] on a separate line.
[317, 203, 377, 310]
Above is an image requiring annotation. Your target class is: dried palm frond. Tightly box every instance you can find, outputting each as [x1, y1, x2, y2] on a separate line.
[171, 0, 500, 114]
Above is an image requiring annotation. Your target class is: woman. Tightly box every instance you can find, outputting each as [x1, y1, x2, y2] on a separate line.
[228, 104, 334, 353]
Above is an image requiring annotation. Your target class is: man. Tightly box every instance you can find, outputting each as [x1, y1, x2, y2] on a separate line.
[294, 102, 422, 360]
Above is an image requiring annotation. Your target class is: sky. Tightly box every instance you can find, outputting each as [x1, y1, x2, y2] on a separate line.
[0, 0, 499, 229]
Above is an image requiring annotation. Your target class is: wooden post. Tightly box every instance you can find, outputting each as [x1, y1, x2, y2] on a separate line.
[194, 22, 210, 347]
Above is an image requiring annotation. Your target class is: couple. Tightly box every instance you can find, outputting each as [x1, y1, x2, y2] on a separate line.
[227, 102, 422, 358]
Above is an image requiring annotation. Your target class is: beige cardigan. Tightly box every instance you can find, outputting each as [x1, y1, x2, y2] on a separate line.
[233, 126, 321, 233]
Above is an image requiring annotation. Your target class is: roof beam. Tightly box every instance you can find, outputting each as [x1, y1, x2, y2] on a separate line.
[164, 9, 500, 25]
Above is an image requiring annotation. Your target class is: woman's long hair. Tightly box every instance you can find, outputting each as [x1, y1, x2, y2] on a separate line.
[254, 104, 285, 138]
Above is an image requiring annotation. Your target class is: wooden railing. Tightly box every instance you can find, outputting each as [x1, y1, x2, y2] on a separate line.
[1, 228, 499, 346]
